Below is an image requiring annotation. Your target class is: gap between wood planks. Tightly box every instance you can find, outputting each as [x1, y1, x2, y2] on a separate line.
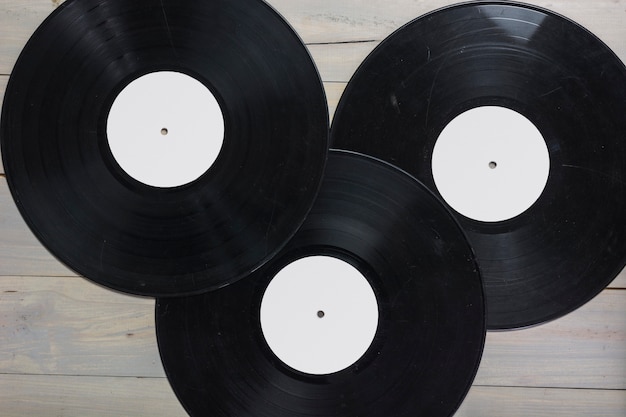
[0, 370, 624, 393]
[307, 39, 378, 46]
[473, 384, 626, 392]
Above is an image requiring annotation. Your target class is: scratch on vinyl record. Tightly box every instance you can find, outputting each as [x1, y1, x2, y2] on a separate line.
[331, 1, 626, 329]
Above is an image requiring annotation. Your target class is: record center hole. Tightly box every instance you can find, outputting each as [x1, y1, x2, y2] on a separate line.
[317, 310, 325, 318]
[160, 128, 168, 136]
[488, 161, 497, 169]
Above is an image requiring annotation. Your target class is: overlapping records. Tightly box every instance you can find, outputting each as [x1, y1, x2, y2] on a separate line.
[156, 150, 485, 416]
[1, 0, 624, 416]
[331, 2, 626, 329]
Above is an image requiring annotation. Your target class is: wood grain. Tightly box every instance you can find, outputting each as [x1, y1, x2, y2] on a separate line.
[324, 81, 346, 122]
[613, 267, 626, 289]
[0, 276, 161, 377]
[0, 75, 6, 111]
[476, 289, 626, 390]
[0, 374, 187, 417]
[0, 375, 624, 417]
[0, 74, 6, 172]
[273, 0, 626, 54]
[457, 385, 626, 417]
[309, 42, 376, 83]
[0, 1, 625, 416]
[0, 275, 623, 390]
[0, 1, 624, 75]
[0, 179, 76, 276]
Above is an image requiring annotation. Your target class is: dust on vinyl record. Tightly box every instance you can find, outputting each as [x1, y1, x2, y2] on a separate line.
[156, 150, 485, 417]
[330, 2, 626, 329]
[0, 0, 328, 296]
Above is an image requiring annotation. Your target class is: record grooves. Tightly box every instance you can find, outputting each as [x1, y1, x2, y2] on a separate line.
[1, 0, 329, 296]
[156, 150, 485, 417]
[330, 2, 626, 329]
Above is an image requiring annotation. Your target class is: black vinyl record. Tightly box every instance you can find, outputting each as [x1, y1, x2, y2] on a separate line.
[1, 0, 328, 296]
[156, 150, 485, 417]
[330, 2, 626, 329]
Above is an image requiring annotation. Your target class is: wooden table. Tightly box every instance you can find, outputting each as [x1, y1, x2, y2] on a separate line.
[1, 1, 624, 415]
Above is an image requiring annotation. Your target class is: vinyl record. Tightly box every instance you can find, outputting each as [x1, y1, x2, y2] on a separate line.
[330, 2, 626, 329]
[156, 150, 485, 417]
[1, 0, 328, 296]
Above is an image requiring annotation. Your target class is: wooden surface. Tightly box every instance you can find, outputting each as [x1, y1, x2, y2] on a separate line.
[1, 0, 625, 416]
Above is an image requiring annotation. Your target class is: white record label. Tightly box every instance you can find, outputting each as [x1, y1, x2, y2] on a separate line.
[432, 106, 550, 222]
[106, 71, 224, 188]
[260, 256, 379, 375]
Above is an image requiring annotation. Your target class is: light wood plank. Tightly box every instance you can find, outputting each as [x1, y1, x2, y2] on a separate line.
[274, 0, 626, 57]
[0, 0, 61, 75]
[0, 179, 77, 276]
[0, 375, 624, 417]
[475, 289, 626, 390]
[613, 266, 626, 288]
[0, 74, 6, 110]
[0, 1, 624, 75]
[457, 385, 626, 417]
[309, 42, 377, 83]
[0, 374, 187, 417]
[0, 276, 162, 377]
[0, 75, 9, 174]
[0, 274, 624, 390]
[325, 81, 346, 122]
[0, 2, 623, 416]
[0, 74, 5, 172]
